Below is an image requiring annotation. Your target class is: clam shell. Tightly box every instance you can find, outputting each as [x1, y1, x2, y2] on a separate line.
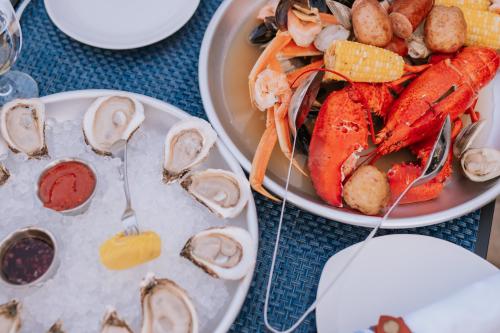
[453, 120, 486, 159]
[180, 169, 250, 219]
[101, 309, 133, 333]
[140, 273, 198, 333]
[162, 118, 217, 183]
[0, 99, 47, 157]
[461, 148, 500, 182]
[180, 226, 256, 280]
[82, 95, 145, 155]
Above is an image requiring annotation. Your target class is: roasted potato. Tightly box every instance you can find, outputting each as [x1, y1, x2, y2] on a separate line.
[352, 0, 393, 47]
[343, 165, 390, 215]
[424, 6, 467, 53]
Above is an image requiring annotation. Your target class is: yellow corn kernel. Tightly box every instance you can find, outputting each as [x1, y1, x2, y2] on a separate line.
[435, 0, 490, 11]
[461, 8, 500, 49]
[324, 41, 405, 83]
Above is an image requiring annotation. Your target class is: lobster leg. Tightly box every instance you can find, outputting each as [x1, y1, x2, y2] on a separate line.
[250, 108, 280, 201]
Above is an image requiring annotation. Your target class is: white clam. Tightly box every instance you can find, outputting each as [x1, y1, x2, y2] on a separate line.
[180, 169, 250, 219]
[83, 95, 145, 155]
[162, 118, 217, 183]
[314, 24, 350, 52]
[181, 226, 256, 280]
[0, 300, 21, 333]
[408, 24, 430, 59]
[325, 0, 352, 29]
[0, 99, 47, 157]
[461, 148, 500, 182]
[140, 273, 198, 333]
[101, 309, 133, 333]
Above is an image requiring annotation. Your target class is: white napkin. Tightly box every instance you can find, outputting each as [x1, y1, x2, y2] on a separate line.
[404, 272, 500, 333]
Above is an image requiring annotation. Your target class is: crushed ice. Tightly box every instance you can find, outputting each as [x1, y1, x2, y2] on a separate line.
[0, 118, 233, 332]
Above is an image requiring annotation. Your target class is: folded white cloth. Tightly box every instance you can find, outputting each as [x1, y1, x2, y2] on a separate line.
[403, 272, 500, 333]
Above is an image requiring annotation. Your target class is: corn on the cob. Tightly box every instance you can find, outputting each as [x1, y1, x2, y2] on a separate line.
[435, 0, 490, 11]
[460, 8, 500, 49]
[324, 41, 404, 83]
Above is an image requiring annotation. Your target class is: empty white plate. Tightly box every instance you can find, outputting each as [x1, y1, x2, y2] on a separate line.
[44, 0, 200, 49]
[316, 234, 498, 333]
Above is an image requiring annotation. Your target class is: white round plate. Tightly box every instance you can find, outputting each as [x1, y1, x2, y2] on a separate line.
[199, 0, 500, 229]
[38, 89, 257, 333]
[316, 234, 498, 333]
[44, 0, 200, 49]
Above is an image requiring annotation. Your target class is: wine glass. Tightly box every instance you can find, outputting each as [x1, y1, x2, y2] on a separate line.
[0, 0, 37, 105]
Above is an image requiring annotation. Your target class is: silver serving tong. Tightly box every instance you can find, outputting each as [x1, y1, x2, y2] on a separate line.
[110, 139, 140, 236]
[263, 71, 452, 332]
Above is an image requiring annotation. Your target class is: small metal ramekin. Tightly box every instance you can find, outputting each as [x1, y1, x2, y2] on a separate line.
[0, 227, 59, 288]
[35, 157, 98, 216]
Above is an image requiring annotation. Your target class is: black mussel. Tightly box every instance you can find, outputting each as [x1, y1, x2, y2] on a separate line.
[249, 17, 278, 44]
[276, 0, 311, 31]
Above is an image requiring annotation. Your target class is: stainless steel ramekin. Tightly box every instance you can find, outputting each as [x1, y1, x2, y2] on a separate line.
[35, 157, 98, 216]
[0, 227, 59, 288]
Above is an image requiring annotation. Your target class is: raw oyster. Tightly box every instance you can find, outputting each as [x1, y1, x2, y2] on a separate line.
[180, 169, 250, 218]
[140, 273, 198, 333]
[0, 164, 9, 185]
[101, 308, 133, 333]
[0, 300, 21, 333]
[0, 99, 47, 157]
[47, 320, 65, 333]
[461, 148, 500, 182]
[180, 226, 256, 280]
[162, 118, 217, 183]
[83, 95, 145, 155]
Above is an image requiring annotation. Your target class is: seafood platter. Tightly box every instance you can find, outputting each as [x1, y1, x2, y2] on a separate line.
[0, 90, 258, 332]
[200, 0, 500, 227]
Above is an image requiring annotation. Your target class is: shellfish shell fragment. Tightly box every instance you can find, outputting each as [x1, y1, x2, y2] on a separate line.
[0, 163, 9, 185]
[180, 169, 251, 219]
[101, 309, 133, 333]
[180, 226, 256, 280]
[47, 320, 65, 333]
[453, 119, 486, 159]
[0, 300, 21, 333]
[140, 273, 198, 333]
[83, 95, 145, 155]
[162, 118, 217, 183]
[461, 148, 500, 182]
[0, 99, 47, 157]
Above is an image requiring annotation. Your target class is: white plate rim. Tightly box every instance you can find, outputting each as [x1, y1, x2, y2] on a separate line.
[43, 0, 200, 50]
[39, 89, 258, 333]
[315, 234, 499, 333]
[198, 0, 500, 229]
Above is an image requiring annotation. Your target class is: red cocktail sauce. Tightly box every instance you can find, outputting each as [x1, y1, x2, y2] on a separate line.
[38, 161, 96, 211]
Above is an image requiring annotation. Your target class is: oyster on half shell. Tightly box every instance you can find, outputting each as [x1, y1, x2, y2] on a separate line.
[181, 226, 256, 280]
[83, 95, 145, 155]
[101, 309, 133, 333]
[47, 320, 65, 333]
[140, 273, 198, 333]
[0, 99, 47, 157]
[0, 300, 21, 333]
[163, 118, 217, 183]
[180, 169, 250, 219]
[461, 148, 500, 182]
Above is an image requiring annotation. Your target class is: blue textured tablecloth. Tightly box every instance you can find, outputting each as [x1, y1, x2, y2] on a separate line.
[16, 1, 481, 332]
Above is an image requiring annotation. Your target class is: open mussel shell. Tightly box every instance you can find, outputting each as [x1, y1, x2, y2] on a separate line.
[162, 118, 217, 183]
[101, 309, 132, 333]
[0, 300, 21, 333]
[453, 120, 486, 159]
[140, 273, 199, 333]
[180, 169, 251, 219]
[461, 148, 500, 182]
[82, 95, 145, 155]
[180, 226, 256, 280]
[0, 99, 47, 157]
[249, 17, 278, 45]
